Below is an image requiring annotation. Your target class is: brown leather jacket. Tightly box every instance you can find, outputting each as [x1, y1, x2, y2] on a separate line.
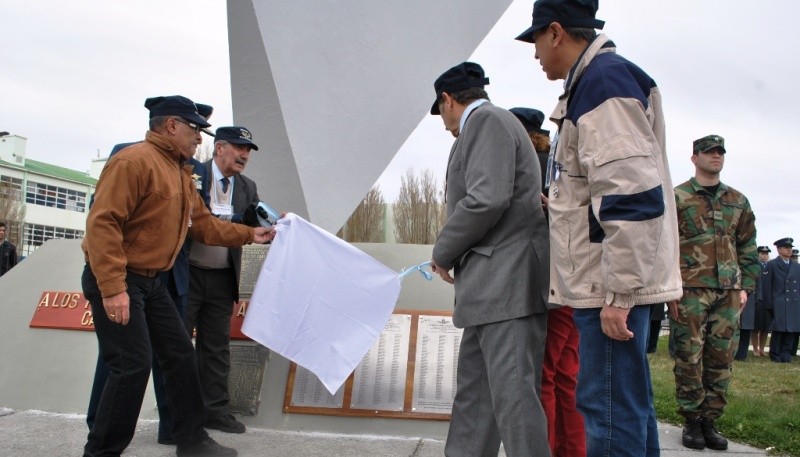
[82, 131, 254, 297]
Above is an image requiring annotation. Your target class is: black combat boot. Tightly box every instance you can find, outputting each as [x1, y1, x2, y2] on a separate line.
[682, 417, 706, 450]
[700, 417, 728, 451]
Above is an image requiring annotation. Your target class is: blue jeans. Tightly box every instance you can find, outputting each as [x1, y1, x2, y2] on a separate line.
[82, 265, 207, 456]
[573, 305, 659, 457]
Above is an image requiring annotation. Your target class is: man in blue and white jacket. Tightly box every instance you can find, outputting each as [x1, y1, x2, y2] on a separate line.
[516, 1, 682, 456]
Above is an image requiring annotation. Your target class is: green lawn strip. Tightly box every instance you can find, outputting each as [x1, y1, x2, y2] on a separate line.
[648, 337, 800, 456]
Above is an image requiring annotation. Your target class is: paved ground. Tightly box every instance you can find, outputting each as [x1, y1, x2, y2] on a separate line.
[0, 407, 778, 456]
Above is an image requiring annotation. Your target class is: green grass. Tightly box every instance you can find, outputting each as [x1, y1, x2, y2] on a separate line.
[649, 337, 800, 456]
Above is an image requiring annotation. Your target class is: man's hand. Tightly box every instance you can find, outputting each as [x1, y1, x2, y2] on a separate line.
[103, 292, 130, 325]
[252, 226, 275, 244]
[739, 290, 748, 309]
[431, 259, 454, 284]
[540, 193, 549, 212]
[667, 300, 680, 320]
[600, 305, 633, 341]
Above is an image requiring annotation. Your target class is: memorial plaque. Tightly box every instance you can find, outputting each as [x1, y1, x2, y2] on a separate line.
[350, 314, 412, 411]
[29, 291, 95, 331]
[283, 310, 456, 420]
[238, 244, 269, 298]
[290, 365, 345, 408]
[411, 315, 462, 414]
[228, 341, 270, 415]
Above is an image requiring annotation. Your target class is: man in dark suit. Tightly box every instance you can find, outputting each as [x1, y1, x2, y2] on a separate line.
[429, 62, 550, 457]
[763, 237, 800, 363]
[186, 126, 262, 434]
[0, 222, 18, 277]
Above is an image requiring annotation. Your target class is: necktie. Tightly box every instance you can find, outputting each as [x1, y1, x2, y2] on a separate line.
[221, 177, 230, 193]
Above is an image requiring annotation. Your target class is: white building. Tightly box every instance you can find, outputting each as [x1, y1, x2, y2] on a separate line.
[0, 134, 97, 258]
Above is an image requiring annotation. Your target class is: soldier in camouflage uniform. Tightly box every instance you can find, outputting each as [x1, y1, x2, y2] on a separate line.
[669, 134, 759, 451]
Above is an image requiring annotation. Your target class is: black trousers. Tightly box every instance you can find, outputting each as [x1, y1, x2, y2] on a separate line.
[185, 266, 236, 422]
[770, 331, 799, 363]
[734, 328, 751, 361]
[82, 265, 207, 457]
[86, 281, 187, 440]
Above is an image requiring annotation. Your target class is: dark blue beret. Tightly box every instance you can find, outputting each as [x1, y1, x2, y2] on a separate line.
[510, 107, 550, 136]
[144, 95, 210, 128]
[516, 0, 604, 43]
[431, 62, 489, 115]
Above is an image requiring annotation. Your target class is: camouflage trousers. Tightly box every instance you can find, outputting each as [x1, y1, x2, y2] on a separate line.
[670, 287, 740, 420]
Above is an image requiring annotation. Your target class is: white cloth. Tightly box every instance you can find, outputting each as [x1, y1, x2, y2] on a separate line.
[242, 213, 401, 394]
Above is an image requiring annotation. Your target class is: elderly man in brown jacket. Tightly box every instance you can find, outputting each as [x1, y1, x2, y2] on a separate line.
[81, 95, 273, 457]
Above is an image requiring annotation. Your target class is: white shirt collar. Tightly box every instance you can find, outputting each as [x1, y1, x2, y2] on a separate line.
[459, 99, 489, 136]
[211, 159, 234, 187]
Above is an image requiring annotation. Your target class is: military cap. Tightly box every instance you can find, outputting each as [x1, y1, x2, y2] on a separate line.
[215, 126, 259, 151]
[196, 103, 213, 119]
[757, 246, 772, 253]
[109, 142, 138, 156]
[430, 62, 489, 115]
[515, 0, 604, 43]
[774, 237, 794, 248]
[693, 134, 726, 155]
[793, 249, 799, 256]
[144, 95, 211, 128]
[509, 107, 551, 136]
[195, 103, 215, 136]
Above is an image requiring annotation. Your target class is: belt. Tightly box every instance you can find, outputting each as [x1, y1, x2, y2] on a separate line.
[127, 267, 159, 278]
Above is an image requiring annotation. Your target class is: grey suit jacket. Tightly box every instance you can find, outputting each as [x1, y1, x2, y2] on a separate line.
[202, 160, 261, 300]
[432, 102, 549, 328]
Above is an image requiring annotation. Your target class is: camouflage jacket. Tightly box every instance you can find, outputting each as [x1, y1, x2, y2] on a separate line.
[674, 177, 759, 291]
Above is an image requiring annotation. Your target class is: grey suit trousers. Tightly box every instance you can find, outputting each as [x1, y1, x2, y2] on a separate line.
[445, 314, 550, 457]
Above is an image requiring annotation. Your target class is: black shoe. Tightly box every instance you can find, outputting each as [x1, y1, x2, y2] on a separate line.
[158, 434, 176, 445]
[700, 417, 728, 451]
[176, 436, 238, 456]
[682, 417, 706, 450]
[205, 414, 246, 434]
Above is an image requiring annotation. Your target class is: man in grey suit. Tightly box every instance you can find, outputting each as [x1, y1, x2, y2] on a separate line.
[429, 62, 551, 457]
[186, 126, 262, 434]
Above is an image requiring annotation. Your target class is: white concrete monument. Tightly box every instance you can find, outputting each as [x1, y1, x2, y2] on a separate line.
[0, 1, 517, 437]
[227, 0, 514, 233]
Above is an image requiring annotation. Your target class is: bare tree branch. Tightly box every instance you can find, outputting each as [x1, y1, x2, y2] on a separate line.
[392, 168, 444, 244]
[0, 180, 26, 246]
[337, 186, 386, 242]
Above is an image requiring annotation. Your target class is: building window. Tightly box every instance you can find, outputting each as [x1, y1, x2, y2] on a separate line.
[22, 223, 84, 258]
[0, 175, 23, 200]
[25, 181, 86, 212]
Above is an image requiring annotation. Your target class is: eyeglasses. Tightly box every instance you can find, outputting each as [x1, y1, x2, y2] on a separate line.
[173, 118, 201, 133]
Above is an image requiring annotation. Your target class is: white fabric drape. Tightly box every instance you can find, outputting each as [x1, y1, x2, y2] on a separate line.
[242, 213, 400, 394]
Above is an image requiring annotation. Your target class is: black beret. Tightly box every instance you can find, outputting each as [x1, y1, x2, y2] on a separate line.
[510, 107, 550, 136]
[516, 0, 604, 43]
[144, 95, 210, 128]
[430, 62, 489, 115]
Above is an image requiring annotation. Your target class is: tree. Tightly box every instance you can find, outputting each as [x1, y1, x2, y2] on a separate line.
[194, 142, 214, 163]
[0, 179, 26, 246]
[337, 186, 386, 242]
[393, 168, 444, 244]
